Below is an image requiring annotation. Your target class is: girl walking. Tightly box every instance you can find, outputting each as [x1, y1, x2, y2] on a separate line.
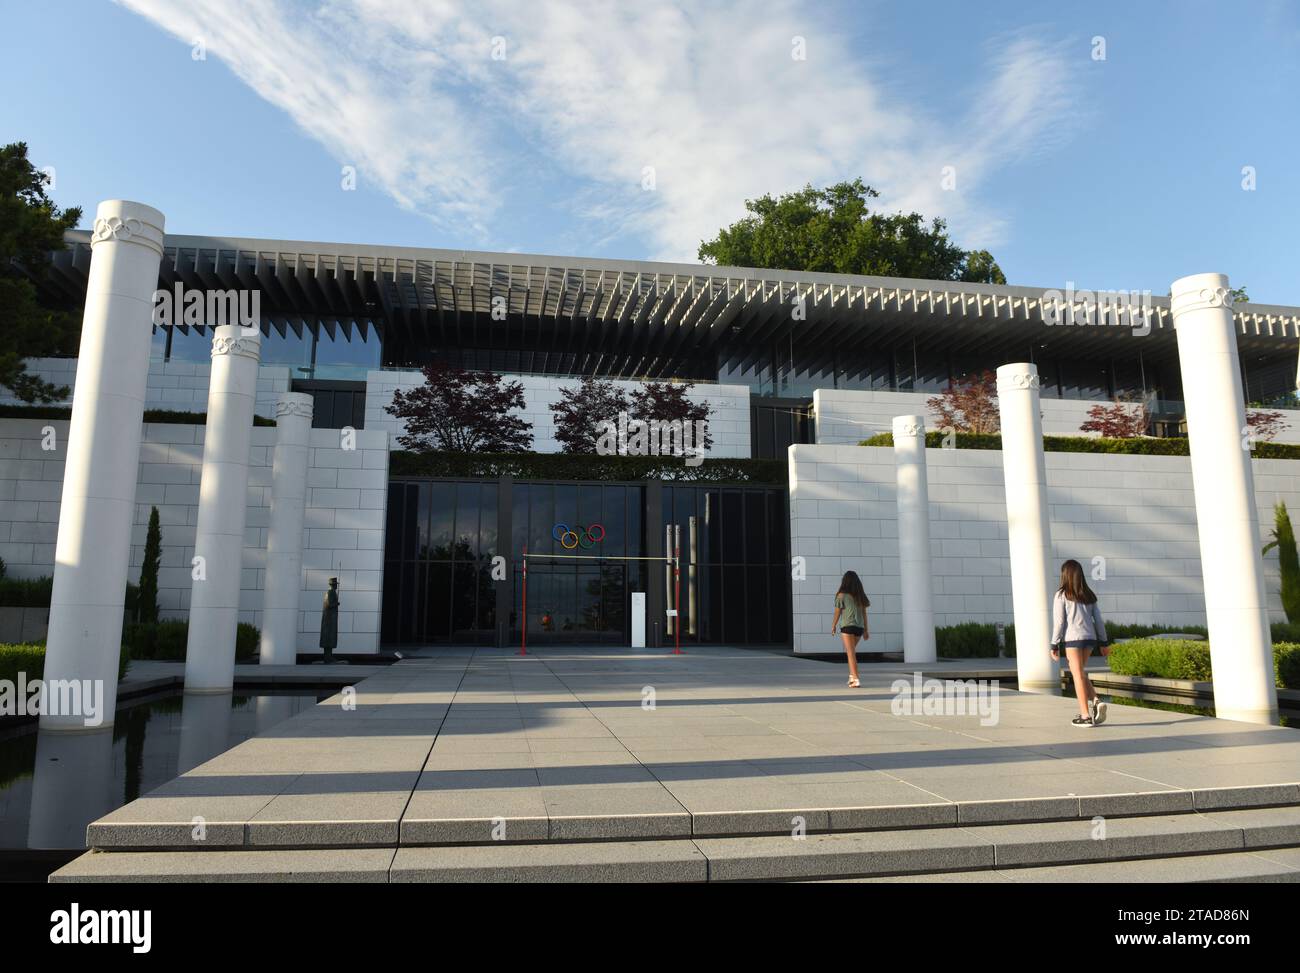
[1050, 559, 1111, 727]
[831, 571, 870, 688]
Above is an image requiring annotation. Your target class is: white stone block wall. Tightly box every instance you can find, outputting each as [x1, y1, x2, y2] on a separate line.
[2, 357, 291, 419]
[789, 443, 1300, 655]
[0, 418, 387, 653]
[366, 369, 751, 457]
[812, 387, 1300, 444]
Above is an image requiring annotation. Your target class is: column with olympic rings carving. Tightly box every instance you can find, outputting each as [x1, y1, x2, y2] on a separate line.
[551, 522, 606, 551]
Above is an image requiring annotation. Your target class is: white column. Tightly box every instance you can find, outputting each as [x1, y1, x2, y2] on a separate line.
[996, 363, 1058, 695]
[259, 392, 313, 665]
[892, 416, 936, 664]
[184, 324, 261, 693]
[1171, 273, 1279, 724]
[41, 201, 165, 731]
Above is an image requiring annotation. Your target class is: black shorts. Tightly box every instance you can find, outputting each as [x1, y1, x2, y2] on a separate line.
[840, 626, 864, 637]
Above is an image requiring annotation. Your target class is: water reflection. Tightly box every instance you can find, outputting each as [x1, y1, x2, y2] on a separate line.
[178, 693, 234, 776]
[0, 690, 326, 860]
[27, 730, 115, 850]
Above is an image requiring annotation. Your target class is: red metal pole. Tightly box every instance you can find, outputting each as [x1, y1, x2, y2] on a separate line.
[673, 537, 682, 655]
[520, 548, 528, 656]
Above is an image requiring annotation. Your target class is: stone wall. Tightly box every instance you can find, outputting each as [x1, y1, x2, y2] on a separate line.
[0, 418, 388, 653]
[788, 442, 1300, 655]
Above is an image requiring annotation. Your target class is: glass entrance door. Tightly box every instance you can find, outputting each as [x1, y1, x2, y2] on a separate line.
[522, 562, 626, 644]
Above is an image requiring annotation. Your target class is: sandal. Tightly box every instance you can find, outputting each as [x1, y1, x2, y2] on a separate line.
[848, 676, 860, 688]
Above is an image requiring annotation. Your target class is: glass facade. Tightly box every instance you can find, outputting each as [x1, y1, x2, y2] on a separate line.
[510, 483, 644, 645]
[718, 338, 1184, 404]
[150, 324, 381, 379]
[380, 478, 790, 648]
[660, 485, 790, 646]
[382, 480, 500, 645]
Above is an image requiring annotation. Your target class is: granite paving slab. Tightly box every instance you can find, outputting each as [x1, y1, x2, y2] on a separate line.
[74, 646, 1300, 858]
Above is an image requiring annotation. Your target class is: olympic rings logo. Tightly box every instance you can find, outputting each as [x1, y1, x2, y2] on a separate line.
[552, 522, 605, 550]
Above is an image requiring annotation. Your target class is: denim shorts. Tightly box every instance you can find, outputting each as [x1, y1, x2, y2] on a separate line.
[1056, 640, 1097, 654]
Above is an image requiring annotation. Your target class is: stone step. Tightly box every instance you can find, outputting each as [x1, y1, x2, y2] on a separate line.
[83, 781, 1300, 851]
[49, 848, 396, 883]
[833, 848, 1300, 883]
[51, 805, 1300, 883]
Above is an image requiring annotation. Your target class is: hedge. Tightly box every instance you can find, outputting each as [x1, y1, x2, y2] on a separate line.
[0, 578, 139, 612]
[861, 431, 1300, 460]
[0, 405, 274, 426]
[122, 620, 260, 661]
[931, 621, 1295, 659]
[1107, 638, 1215, 682]
[934, 622, 1016, 658]
[0, 577, 54, 608]
[1108, 638, 1300, 690]
[389, 450, 789, 483]
[1277, 643, 1300, 690]
[0, 640, 130, 687]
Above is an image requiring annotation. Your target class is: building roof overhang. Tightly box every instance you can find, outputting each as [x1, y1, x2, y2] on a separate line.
[40, 231, 1300, 382]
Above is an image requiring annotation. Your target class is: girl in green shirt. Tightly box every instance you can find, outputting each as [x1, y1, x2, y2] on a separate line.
[831, 571, 871, 688]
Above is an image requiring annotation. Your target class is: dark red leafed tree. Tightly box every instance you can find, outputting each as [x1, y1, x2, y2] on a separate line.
[926, 370, 1000, 434]
[1247, 410, 1287, 443]
[550, 375, 632, 454]
[386, 363, 533, 452]
[1079, 400, 1150, 438]
[630, 381, 714, 451]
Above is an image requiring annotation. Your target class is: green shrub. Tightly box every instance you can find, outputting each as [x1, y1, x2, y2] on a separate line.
[1274, 643, 1300, 690]
[860, 431, 1300, 460]
[0, 576, 54, 608]
[0, 641, 129, 686]
[122, 620, 259, 661]
[1108, 638, 1214, 681]
[935, 622, 1016, 658]
[1271, 622, 1300, 643]
[0, 643, 46, 685]
[0, 578, 140, 610]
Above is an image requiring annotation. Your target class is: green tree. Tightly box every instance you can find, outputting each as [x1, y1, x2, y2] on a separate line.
[136, 507, 162, 624]
[698, 179, 1006, 284]
[1263, 502, 1300, 624]
[0, 142, 83, 402]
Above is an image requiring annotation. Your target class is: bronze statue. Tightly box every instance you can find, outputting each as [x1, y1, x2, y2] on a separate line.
[320, 577, 339, 663]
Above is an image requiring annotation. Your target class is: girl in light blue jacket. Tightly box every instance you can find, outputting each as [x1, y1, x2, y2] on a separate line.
[1050, 559, 1111, 727]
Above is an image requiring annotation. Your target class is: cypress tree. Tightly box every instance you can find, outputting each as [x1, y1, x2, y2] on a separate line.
[137, 506, 162, 624]
[1264, 502, 1300, 624]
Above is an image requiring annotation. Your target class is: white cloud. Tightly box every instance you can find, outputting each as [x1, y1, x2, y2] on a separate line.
[119, 0, 1080, 260]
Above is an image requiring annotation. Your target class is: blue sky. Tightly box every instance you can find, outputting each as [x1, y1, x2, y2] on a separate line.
[4, 0, 1299, 304]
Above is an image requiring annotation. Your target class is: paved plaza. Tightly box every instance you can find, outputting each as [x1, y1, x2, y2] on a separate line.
[49, 647, 1300, 881]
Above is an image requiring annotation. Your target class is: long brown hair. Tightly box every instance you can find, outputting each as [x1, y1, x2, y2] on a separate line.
[1058, 559, 1097, 604]
[836, 571, 870, 612]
